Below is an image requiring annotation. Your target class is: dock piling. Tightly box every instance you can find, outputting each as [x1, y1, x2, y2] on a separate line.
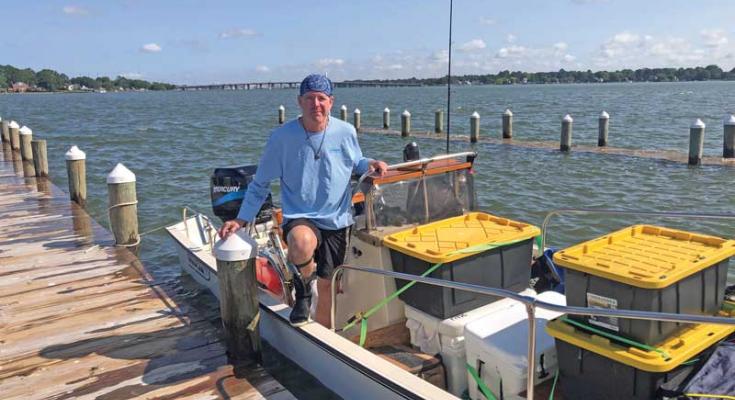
[9, 121, 20, 151]
[383, 108, 390, 129]
[502, 109, 513, 139]
[689, 119, 705, 165]
[214, 231, 262, 363]
[435, 109, 444, 133]
[470, 112, 480, 143]
[107, 163, 139, 248]
[598, 111, 610, 147]
[401, 110, 411, 137]
[354, 108, 361, 132]
[560, 114, 573, 152]
[19, 126, 35, 177]
[724, 115, 735, 158]
[65, 146, 87, 206]
[31, 139, 48, 177]
[278, 105, 285, 124]
[0, 118, 7, 143]
[340, 105, 347, 121]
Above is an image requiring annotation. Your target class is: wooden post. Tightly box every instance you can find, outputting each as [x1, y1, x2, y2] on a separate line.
[560, 114, 573, 152]
[65, 145, 87, 206]
[214, 231, 262, 363]
[470, 112, 480, 143]
[19, 126, 35, 177]
[401, 110, 411, 137]
[435, 109, 444, 133]
[278, 105, 285, 124]
[353, 108, 361, 132]
[502, 109, 513, 139]
[598, 111, 610, 147]
[107, 163, 139, 248]
[9, 120, 20, 151]
[688, 119, 705, 165]
[31, 140, 48, 177]
[1, 119, 8, 143]
[724, 115, 735, 158]
[340, 105, 347, 121]
[383, 108, 390, 129]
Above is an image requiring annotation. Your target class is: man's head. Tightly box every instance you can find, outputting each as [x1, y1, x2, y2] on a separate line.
[298, 74, 334, 129]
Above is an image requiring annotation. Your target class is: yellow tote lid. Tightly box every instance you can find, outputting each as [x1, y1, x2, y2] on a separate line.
[383, 212, 540, 263]
[545, 312, 735, 372]
[554, 225, 735, 289]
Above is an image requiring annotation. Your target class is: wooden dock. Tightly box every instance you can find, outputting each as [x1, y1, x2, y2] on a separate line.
[0, 146, 294, 399]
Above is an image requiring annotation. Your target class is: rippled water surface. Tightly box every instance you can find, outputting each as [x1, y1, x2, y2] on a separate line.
[2, 81, 734, 396]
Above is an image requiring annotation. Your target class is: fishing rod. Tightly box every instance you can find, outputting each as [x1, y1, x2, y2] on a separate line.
[446, 0, 453, 154]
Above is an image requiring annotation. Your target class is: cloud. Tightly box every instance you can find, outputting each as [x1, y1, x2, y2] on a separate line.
[140, 43, 162, 53]
[431, 50, 449, 63]
[458, 39, 487, 52]
[62, 5, 88, 15]
[496, 45, 527, 58]
[701, 29, 728, 48]
[316, 58, 344, 68]
[219, 28, 258, 39]
[255, 65, 270, 73]
[506, 34, 517, 43]
[120, 72, 143, 79]
[553, 42, 568, 52]
[479, 17, 496, 26]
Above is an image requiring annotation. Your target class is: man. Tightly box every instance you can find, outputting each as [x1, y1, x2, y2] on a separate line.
[219, 73, 388, 327]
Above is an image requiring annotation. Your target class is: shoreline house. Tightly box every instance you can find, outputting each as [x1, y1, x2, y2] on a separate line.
[11, 82, 29, 93]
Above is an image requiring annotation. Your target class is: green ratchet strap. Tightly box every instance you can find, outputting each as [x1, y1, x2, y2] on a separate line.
[560, 316, 671, 359]
[535, 235, 543, 257]
[548, 369, 559, 400]
[465, 363, 498, 400]
[344, 238, 527, 347]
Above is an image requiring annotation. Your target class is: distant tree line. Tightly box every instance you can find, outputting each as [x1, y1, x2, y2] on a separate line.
[348, 65, 735, 86]
[0, 64, 176, 91]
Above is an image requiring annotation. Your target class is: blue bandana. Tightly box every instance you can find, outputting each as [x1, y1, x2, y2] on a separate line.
[300, 74, 333, 96]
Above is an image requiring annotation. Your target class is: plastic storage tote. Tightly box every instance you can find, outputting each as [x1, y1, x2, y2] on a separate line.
[545, 314, 735, 400]
[554, 224, 735, 344]
[464, 291, 566, 400]
[384, 212, 540, 319]
[405, 289, 537, 396]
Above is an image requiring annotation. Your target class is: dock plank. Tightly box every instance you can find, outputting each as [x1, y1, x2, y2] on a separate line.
[0, 149, 294, 400]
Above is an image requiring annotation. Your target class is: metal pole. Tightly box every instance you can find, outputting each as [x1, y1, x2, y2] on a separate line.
[446, 0, 453, 153]
[525, 303, 537, 400]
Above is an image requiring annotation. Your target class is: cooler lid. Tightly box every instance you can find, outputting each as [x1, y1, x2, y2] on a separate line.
[554, 225, 735, 289]
[545, 312, 735, 373]
[383, 212, 540, 263]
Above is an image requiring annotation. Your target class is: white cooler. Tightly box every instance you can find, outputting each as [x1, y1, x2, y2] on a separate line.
[405, 289, 537, 396]
[464, 291, 566, 400]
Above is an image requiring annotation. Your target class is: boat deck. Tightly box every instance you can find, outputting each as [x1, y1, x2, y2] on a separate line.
[0, 148, 294, 399]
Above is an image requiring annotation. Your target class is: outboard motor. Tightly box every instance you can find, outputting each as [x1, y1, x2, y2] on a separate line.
[210, 165, 273, 224]
[403, 142, 420, 161]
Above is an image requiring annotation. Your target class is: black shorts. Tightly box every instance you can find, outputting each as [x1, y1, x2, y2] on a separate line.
[282, 218, 351, 279]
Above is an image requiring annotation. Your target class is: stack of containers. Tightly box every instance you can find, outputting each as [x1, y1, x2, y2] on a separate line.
[383, 212, 540, 396]
[547, 224, 735, 399]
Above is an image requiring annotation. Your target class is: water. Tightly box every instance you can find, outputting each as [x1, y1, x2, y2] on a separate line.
[2, 82, 734, 396]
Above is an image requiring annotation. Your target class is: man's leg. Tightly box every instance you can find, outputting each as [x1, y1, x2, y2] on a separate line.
[315, 277, 333, 327]
[286, 224, 318, 326]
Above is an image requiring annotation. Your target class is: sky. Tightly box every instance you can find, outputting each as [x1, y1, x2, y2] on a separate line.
[4, 0, 735, 85]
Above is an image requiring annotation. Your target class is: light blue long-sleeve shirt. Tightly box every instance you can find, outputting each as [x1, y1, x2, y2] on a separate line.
[236, 116, 371, 230]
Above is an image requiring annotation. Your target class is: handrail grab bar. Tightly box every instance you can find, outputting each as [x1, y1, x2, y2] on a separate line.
[331, 264, 735, 400]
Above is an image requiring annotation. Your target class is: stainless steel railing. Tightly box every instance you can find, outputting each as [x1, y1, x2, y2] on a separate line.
[330, 265, 735, 400]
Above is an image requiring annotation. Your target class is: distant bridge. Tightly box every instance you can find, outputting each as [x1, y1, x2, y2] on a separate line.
[178, 80, 422, 91]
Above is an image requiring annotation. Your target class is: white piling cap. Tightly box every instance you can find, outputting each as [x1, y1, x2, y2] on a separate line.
[504, 109, 513, 116]
[214, 229, 258, 261]
[8, 120, 19, 129]
[278, 105, 285, 111]
[341, 105, 347, 110]
[600, 111, 610, 119]
[691, 118, 705, 129]
[402, 110, 411, 117]
[471, 111, 480, 118]
[384, 107, 390, 113]
[19, 126, 32, 135]
[724, 115, 735, 126]
[107, 163, 136, 184]
[563, 114, 573, 122]
[354, 108, 361, 114]
[65, 145, 86, 160]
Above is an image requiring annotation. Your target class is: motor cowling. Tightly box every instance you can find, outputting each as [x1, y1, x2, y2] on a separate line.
[211, 165, 273, 224]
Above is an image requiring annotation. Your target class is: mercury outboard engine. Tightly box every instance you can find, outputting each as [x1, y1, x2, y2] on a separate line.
[403, 141, 420, 161]
[210, 165, 273, 224]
